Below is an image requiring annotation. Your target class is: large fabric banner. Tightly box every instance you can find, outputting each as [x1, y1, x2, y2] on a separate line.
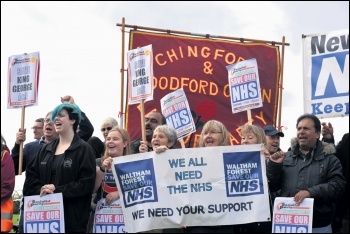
[126, 31, 280, 147]
[111, 144, 270, 233]
[302, 29, 349, 118]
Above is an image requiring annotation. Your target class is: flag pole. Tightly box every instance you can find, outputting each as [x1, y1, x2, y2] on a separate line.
[18, 106, 25, 175]
[119, 17, 126, 128]
[277, 36, 286, 128]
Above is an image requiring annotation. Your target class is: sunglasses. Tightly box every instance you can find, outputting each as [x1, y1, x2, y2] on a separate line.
[101, 127, 112, 132]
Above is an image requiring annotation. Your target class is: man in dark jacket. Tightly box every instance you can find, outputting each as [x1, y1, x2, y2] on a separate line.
[130, 111, 166, 154]
[267, 114, 346, 233]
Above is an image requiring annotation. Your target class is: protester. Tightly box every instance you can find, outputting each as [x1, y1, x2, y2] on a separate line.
[1, 134, 15, 233]
[130, 111, 167, 154]
[267, 114, 346, 233]
[138, 125, 180, 233]
[15, 111, 58, 233]
[11, 114, 57, 175]
[86, 135, 107, 232]
[263, 125, 286, 231]
[16, 101, 94, 232]
[236, 124, 271, 232]
[186, 120, 234, 233]
[321, 122, 349, 233]
[263, 125, 284, 154]
[23, 102, 96, 232]
[94, 127, 131, 203]
[60, 95, 94, 141]
[11, 95, 94, 175]
[88, 127, 131, 232]
[139, 125, 177, 153]
[31, 118, 44, 140]
[197, 120, 230, 147]
[87, 136, 105, 159]
[321, 122, 335, 143]
[100, 117, 119, 140]
[240, 124, 266, 145]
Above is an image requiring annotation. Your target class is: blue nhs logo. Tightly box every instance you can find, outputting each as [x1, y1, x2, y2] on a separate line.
[311, 51, 349, 100]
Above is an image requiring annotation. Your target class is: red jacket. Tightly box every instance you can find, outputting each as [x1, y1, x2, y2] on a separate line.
[1, 149, 15, 205]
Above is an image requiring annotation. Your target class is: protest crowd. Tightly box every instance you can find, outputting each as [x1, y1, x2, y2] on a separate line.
[1, 94, 348, 233]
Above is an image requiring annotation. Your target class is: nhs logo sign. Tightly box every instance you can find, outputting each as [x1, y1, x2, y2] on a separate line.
[114, 158, 158, 208]
[303, 30, 349, 118]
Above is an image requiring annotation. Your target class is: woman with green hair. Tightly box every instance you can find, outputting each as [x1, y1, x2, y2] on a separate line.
[23, 102, 96, 232]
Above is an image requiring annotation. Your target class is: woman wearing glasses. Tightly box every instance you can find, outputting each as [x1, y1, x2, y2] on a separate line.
[100, 117, 119, 140]
[236, 124, 271, 233]
[186, 120, 234, 233]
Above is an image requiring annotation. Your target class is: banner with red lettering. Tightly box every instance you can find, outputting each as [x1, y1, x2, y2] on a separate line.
[126, 31, 280, 146]
[272, 197, 314, 233]
[24, 193, 65, 233]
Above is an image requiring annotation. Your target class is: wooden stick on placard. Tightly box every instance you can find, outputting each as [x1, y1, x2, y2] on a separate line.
[18, 106, 25, 175]
[179, 139, 185, 149]
[247, 109, 252, 125]
[140, 99, 146, 142]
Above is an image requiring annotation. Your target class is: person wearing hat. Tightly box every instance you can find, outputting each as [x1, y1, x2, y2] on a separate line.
[263, 125, 286, 232]
[263, 125, 285, 155]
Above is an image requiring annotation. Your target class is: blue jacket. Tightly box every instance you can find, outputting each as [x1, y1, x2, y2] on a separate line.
[11, 139, 45, 175]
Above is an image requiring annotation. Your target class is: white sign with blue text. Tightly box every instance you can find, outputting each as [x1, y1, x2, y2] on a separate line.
[7, 51, 40, 109]
[303, 29, 349, 118]
[226, 58, 263, 114]
[24, 193, 65, 233]
[272, 197, 314, 233]
[112, 144, 270, 233]
[160, 88, 196, 139]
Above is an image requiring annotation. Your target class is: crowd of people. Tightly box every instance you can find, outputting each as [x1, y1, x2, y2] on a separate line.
[1, 95, 348, 233]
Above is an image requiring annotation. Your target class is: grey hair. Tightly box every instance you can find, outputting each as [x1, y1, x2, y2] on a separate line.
[101, 117, 118, 128]
[154, 125, 178, 147]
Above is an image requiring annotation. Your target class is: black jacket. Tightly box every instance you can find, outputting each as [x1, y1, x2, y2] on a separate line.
[267, 138, 346, 228]
[23, 134, 96, 232]
[11, 111, 93, 174]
